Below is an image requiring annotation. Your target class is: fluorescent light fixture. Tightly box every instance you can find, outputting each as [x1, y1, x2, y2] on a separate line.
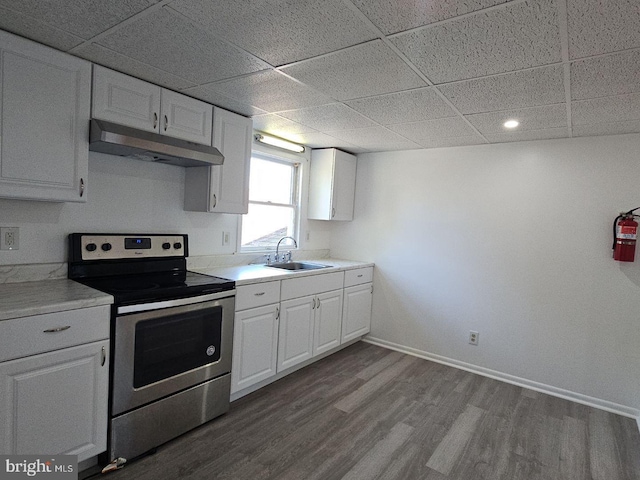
[254, 133, 305, 153]
[503, 119, 520, 129]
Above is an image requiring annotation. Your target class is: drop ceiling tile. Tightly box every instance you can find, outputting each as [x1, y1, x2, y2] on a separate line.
[168, 0, 376, 66]
[96, 8, 268, 84]
[466, 104, 567, 135]
[573, 121, 640, 138]
[0, 7, 84, 51]
[572, 94, 640, 126]
[439, 65, 566, 114]
[325, 126, 422, 151]
[484, 127, 569, 143]
[252, 114, 318, 137]
[387, 117, 480, 144]
[180, 86, 266, 117]
[281, 40, 426, 101]
[277, 103, 377, 132]
[567, 0, 640, 59]
[294, 132, 365, 153]
[75, 44, 196, 90]
[202, 71, 334, 113]
[0, 0, 159, 39]
[390, 0, 561, 83]
[419, 136, 487, 149]
[345, 87, 457, 125]
[571, 50, 640, 101]
[349, 0, 510, 35]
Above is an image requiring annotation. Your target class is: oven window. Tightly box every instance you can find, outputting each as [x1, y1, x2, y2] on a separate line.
[133, 306, 222, 388]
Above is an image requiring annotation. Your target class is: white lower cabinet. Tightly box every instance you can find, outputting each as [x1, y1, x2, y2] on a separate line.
[231, 304, 279, 394]
[342, 283, 373, 343]
[313, 290, 344, 356]
[278, 296, 315, 372]
[0, 340, 109, 461]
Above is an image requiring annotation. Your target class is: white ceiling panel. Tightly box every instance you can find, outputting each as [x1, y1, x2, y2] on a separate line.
[180, 85, 266, 117]
[439, 66, 566, 114]
[345, 87, 457, 125]
[277, 103, 377, 131]
[567, 0, 640, 59]
[0, 0, 636, 152]
[281, 40, 427, 100]
[75, 44, 196, 90]
[348, 0, 510, 35]
[572, 94, 640, 126]
[387, 117, 480, 143]
[201, 71, 334, 113]
[485, 127, 569, 144]
[573, 121, 640, 138]
[168, 0, 376, 66]
[0, 0, 159, 39]
[0, 7, 84, 51]
[96, 8, 269, 84]
[390, 0, 561, 83]
[571, 50, 640, 101]
[252, 114, 318, 137]
[466, 104, 568, 135]
[325, 125, 421, 150]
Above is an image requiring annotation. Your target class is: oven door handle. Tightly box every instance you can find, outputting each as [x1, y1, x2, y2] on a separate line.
[117, 290, 236, 314]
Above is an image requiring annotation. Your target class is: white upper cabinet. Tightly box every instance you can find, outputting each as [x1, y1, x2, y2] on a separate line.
[184, 107, 252, 214]
[0, 30, 90, 202]
[308, 148, 357, 221]
[92, 66, 212, 145]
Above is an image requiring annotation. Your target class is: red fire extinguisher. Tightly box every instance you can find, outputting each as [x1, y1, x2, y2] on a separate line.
[613, 208, 640, 262]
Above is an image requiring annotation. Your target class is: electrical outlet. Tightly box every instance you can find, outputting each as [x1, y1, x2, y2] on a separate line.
[222, 231, 230, 247]
[0, 227, 19, 251]
[469, 330, 479, 346]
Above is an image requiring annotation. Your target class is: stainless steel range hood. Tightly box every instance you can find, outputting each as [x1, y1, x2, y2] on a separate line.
[89, 119, 224, 167]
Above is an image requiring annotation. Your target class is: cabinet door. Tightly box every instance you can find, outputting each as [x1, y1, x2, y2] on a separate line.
[92, 65, 161, 134]
[0, 340, 109, 462]
[278, 296, 314, 372]
[342, 283, 372, 343]
[332, 150, 357, 221]
[231, 305, 279, 394]
[161, 89, 212, 145]
[314, 289, 343, 356]
[0, 31, 90, 202]
[210, 107, 252, 214]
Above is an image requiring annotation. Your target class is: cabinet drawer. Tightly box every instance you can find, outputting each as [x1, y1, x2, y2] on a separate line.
[281, 272, 344, 301]
[344, 267, 373, 287]
[0, 305, 110, 362]
[236, 281, 280, 311]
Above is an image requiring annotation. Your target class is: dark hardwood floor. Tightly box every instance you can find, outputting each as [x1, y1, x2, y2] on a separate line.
[106, 342, 640, 480]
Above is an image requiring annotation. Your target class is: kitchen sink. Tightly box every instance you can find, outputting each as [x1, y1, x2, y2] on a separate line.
[268, 261, 331, 271]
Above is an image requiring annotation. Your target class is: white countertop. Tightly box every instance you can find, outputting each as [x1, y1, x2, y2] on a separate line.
[0, 279, 114, 321]
[194, 259, 374, 286]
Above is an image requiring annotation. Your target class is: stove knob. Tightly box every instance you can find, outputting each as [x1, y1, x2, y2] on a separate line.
[162, 242, 171, 250]
[101, 243, 112, 252]
[173, 242, 182, 250]
[86, 243, 97, 252]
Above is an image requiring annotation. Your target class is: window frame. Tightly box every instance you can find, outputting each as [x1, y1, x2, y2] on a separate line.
[239, 150, 302, 253]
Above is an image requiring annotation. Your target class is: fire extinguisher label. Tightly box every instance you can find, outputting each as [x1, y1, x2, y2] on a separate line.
[618, 225, 637, 239]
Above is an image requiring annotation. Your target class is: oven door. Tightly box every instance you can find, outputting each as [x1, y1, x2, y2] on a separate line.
[112, 292, 235, 416]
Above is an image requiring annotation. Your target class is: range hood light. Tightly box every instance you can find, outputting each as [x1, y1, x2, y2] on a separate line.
[255, 133, 305, 153]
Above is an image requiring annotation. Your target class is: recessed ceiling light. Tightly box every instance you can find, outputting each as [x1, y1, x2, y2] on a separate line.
[503, 119, 520, 129]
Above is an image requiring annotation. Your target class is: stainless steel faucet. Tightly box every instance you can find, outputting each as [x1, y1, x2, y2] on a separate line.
[275, 236, 297, 262]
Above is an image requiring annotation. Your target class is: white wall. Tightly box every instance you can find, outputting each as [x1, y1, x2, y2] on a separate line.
[0, 150, 331, 265]
[330, 133, 640, 412]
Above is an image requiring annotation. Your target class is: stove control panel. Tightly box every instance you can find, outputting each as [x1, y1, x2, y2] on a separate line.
[75, 234, 187, 260]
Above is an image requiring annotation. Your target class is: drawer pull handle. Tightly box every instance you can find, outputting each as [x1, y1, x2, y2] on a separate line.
[101, 346, 106, 366]
[357, 274, 363, 277]
[254, 292, 265, 296]
[43, 326, 71, 333]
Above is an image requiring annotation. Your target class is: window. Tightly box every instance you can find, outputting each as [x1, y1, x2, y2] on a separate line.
[240, 153, 300, 251]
